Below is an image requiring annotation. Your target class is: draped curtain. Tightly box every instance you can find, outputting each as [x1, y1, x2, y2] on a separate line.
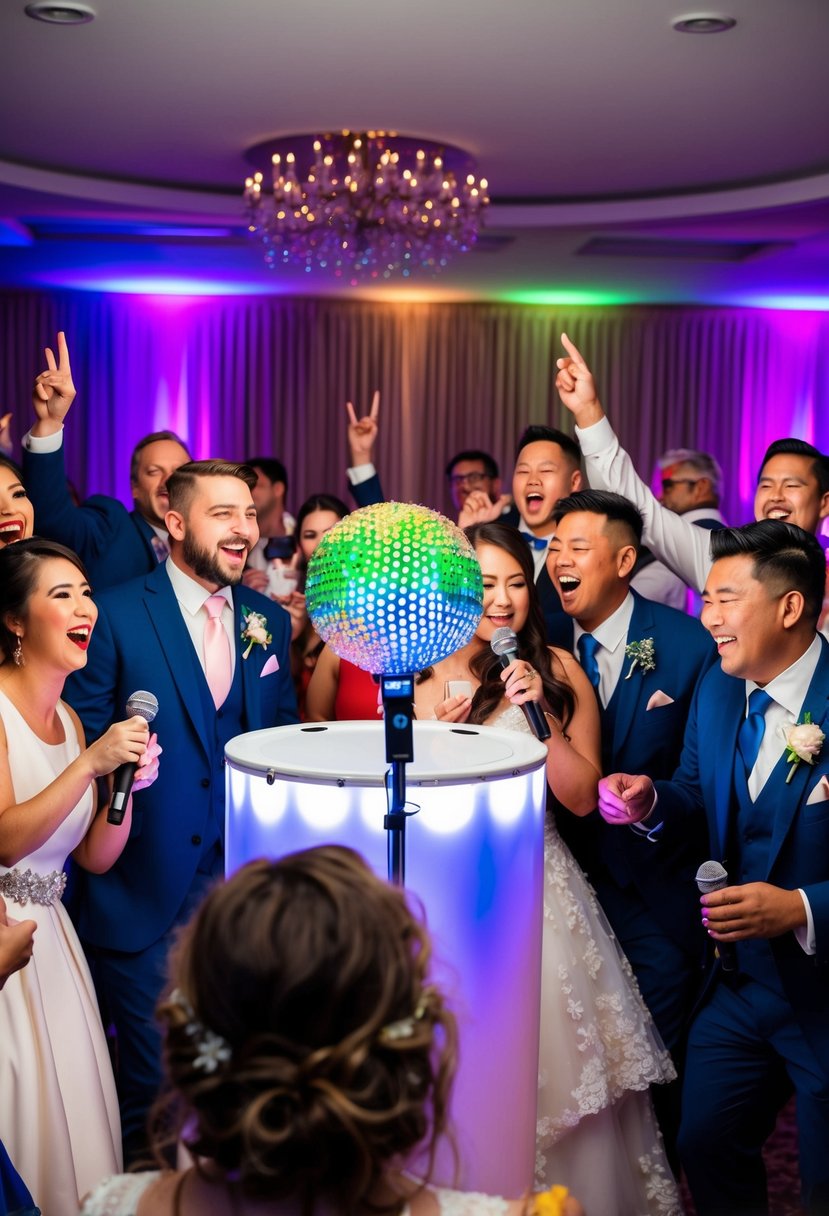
[2, 289, 828, 527]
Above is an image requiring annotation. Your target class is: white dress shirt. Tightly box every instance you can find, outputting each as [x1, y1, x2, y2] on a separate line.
[571, 592, 635, 708]
[165, 557, 236, 682]
[744, 634, 823, 954]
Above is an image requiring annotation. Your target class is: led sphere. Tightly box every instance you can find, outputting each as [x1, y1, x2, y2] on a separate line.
[305, 501, 483, 675]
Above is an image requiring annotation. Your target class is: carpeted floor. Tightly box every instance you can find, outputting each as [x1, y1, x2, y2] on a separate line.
[679, 1098, 804, 1215]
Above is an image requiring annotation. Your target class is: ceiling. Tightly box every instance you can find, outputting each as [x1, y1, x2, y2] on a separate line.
[1, 0, 828, 304]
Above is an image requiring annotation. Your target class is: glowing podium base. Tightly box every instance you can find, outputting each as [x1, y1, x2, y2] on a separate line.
[225, 720, 547, 1196]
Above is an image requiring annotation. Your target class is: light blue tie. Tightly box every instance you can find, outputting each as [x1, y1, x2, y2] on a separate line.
[737, 688, 774, 778]
[577, 633, 601, 691]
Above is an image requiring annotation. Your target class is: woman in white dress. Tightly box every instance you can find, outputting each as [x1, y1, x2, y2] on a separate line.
[0, 537, 160, 1216]
[414, 523, 681, 1216]
[80, 846, 583, 1216]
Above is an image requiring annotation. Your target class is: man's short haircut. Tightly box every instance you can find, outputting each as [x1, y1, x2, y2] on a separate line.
[758, 438, 829, 498]
[659, 447, 723, 498]
[552, 489, 643, 550]
[515, 425, 582, 471]
[167, 459, 258, 517]
[445, 449, 499, 480]
[247, 456, 289, 497]
[710, 520, 826, 625]
[130, 431, 190, 484]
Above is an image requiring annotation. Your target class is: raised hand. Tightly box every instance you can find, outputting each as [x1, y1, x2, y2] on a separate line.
[554, 333, 604, 427]
[458, 489, 512, 529]
[346, 390, 380, 465]
[32, 331, 76, 436]
[87, 715, 150, 779]
[598, 772, 655, 825]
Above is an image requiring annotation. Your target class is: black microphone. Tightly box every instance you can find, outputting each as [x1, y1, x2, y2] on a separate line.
[695, 860, 736, 972]
[490, 627, 551, 741]
[107, 690, 160, 825]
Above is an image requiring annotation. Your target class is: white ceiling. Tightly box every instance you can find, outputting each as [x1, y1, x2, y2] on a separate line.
[1, 0, 828, 303]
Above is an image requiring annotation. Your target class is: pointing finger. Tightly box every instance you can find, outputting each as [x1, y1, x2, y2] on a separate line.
[560, 332, 586, 368]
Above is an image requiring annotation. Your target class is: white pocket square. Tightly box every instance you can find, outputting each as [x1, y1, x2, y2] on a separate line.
[806, 775, 829, 806]
[646, 690, 675, 711]
[260, 654, 280, 677]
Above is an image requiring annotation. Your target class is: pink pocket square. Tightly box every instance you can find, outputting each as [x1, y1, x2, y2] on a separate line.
[806, 775, 829, 806]
[260, 654, 280, 677]
[646, 690, 675, 711]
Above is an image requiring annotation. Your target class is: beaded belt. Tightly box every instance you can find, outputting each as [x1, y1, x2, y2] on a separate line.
[0, 867, 67, 906]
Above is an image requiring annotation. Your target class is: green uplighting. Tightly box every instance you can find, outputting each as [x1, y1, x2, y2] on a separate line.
[499, 288, 639, 306]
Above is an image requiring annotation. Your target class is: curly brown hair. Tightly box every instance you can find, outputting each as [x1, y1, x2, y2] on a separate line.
[152, 846, 457, 1214]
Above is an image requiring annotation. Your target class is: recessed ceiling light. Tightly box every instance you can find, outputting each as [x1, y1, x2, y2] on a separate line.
[24, 2, 95, 24]
[672, 13, 736, 33]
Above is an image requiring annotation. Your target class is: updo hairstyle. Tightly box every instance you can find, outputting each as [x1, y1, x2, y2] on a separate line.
[154, 846, 457, 1212]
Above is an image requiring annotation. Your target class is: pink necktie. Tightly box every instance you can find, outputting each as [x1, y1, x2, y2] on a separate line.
[203, 594, 232, 708]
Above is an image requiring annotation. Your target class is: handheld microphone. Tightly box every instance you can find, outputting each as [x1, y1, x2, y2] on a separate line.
[107, 690, 159, 825]
[695, 860, 736, 972]
[490, 627, 551, 741]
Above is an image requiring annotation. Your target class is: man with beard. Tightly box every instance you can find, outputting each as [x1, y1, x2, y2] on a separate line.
[21, 332, 192, 589]
[65, 460, 297, 1163]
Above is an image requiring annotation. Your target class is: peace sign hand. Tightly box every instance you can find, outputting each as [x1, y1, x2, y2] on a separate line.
[346, 390, 380, 464]
[32, 331, 76, 435]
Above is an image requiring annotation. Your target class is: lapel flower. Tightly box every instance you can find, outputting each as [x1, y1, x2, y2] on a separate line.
[782, 712, 825, 783]
[240, 607, 272, 659]
[624, 636, 655, 680]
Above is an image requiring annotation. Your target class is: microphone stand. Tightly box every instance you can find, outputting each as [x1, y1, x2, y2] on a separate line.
[380, 674, 415, 886]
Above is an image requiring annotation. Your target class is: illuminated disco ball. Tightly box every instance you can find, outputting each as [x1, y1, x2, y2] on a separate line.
[305, 501, 483, 675]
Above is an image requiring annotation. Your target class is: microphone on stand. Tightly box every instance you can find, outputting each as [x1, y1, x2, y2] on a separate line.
[490, 627, 551, 741]
[695, 859, 736, 972]
[107, 690, 160, 825]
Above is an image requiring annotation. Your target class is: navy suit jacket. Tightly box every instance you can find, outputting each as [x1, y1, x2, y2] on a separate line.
[655, 637, 829, 1072]
[547, 590, 715, 950]
[23, 443, 159, 589]
[64, 562, 298, 952]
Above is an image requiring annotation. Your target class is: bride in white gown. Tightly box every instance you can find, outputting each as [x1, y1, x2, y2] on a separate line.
[415, 523, 681, 1216]
[0, 538, 160, 1216]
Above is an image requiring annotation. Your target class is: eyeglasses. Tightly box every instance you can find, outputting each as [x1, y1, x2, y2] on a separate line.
[448, 471, 490, 487]
[661, 477, 702, 491]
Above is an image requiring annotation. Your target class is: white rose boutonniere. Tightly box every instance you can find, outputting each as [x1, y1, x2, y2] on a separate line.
[782, 713, 825, 783]
[240, 607, 272, 659]
[624, 637, 655, 680]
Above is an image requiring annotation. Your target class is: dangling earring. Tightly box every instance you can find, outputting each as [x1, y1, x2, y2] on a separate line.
[12, 635, 23, 667]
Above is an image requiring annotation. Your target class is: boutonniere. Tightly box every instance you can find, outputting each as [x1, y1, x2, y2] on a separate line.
[240, 607, 272, 659]
[624, 637, 655, 680]
[782, 713, 825, 783]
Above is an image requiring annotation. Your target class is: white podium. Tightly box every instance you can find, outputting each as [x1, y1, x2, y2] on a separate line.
[225, 720, 547, 1196]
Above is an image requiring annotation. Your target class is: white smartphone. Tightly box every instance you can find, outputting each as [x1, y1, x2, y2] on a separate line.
[445, 680, 473, 700]
[267, 560, 299, 599]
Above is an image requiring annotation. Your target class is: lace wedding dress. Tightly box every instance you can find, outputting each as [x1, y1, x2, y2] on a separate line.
[496, 705, 681, 1216]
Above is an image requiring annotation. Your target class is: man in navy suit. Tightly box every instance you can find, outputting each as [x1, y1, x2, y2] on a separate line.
[601, 521, 829, 1214]
[21, 331, 191, 589]
[66, 459, 298, 1161]
[545, 489, 714, 1163]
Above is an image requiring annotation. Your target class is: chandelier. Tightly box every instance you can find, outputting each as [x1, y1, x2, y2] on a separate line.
[243, 131, 489, 282]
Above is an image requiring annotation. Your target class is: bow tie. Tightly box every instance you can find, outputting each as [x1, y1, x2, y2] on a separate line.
[519, 531, 549, 553]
